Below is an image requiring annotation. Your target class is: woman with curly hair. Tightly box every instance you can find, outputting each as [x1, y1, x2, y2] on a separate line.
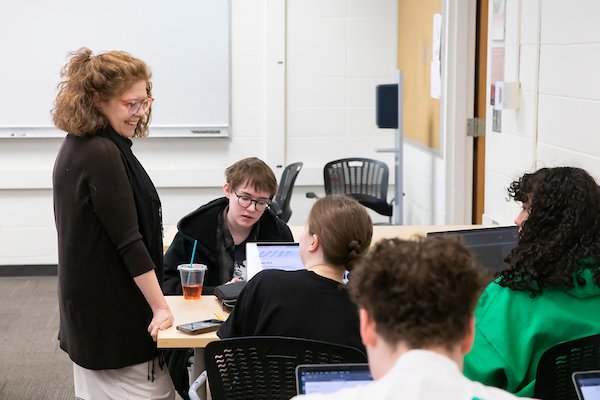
[464, 167, 600, 397]
[217, 195, 373, 352]
[52, 48, 175, 399]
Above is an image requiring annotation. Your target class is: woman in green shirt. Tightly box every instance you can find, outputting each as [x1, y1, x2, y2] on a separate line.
[464, 167, 600, 397]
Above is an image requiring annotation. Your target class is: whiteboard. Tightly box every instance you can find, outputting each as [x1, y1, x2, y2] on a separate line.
[0, 0, 230, 138]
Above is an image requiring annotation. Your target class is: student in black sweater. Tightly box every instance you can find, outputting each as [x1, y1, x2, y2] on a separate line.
[164, 157, 293, 399]
[218, 195, 373, 353]
[163, 157, 293, 296]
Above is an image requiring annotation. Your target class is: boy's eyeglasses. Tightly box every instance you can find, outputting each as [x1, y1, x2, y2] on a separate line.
[232, 190, 270, 212]
[120, 97, 154, 115]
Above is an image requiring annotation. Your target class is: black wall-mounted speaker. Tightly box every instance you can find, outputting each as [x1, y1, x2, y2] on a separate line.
[376, 84, 398, 129]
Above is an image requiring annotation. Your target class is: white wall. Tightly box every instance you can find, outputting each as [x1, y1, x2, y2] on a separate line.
[0, 0, 398, 266]
[285, 0, 397, 225]
[403, 141, 446, 225]
[484, 0, 600, 226]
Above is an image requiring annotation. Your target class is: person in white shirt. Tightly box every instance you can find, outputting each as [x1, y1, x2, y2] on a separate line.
[293, 236, 531, 400]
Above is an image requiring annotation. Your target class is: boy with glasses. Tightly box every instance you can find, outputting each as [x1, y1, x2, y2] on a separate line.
[163, 157, 294, 398]
[163, 157, 293, 296]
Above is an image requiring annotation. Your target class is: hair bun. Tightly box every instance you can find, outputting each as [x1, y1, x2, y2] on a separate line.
[347, 240, 361, 257]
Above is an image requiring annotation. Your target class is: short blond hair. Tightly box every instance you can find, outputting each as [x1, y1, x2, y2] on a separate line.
[52, 47, 153, 137]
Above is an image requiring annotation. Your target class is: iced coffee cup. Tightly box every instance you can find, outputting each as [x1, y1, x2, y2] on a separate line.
[177, 264, 207, 300]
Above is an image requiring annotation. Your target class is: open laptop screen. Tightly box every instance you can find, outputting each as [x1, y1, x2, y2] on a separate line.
[296, 363, 372, 395]
[246, 242, 305, 280]
[427, 226, 519, 272]
[573, 371, 600, 400]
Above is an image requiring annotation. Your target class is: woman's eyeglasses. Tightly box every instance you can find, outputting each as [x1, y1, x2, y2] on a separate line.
[232, 190, 270, 212]
[120, 97, 154, 115]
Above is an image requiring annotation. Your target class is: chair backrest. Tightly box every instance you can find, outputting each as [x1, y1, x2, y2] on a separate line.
[271, 162, 303, 223]
[324, 158, 392, 217]
[534, 334, 600, 400]
[204, 336, 367, 400]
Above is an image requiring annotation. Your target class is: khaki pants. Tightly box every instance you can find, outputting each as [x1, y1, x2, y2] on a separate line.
[73, 358, 176, 400]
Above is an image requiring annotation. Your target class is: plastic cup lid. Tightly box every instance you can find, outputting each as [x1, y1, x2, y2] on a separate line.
[177, 263, 208, 271]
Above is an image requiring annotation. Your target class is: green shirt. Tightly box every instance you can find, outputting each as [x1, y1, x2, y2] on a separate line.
[464, 269, 600, 397]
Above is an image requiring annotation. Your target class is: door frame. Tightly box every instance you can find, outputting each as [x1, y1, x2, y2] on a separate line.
[441, 0, 477, 224]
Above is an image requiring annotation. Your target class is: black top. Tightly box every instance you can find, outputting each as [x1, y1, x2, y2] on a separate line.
[53, 132, 162, 370]
[218, 269, 365, 353]
[163, 197, 294, 295]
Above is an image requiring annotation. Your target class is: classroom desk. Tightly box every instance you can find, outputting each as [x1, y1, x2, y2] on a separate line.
[164, 224, 483, 252]
[159, 224, 487, 396]
[158, 296, 230, 385]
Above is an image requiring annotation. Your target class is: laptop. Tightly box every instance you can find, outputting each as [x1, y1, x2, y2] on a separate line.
[573, 371, 600, 400]
[296, 363, 373, 395]
[427, 226, 519, 272]
[246, 242, 305, 280]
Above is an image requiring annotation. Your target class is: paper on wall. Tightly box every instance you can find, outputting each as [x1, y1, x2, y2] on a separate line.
[431, 60, 441, 99]
[431, 13, 442, 99]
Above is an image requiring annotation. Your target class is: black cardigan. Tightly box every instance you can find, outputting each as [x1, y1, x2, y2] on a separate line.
[163, 197, 294, 295]
[53, 133, 160, 370]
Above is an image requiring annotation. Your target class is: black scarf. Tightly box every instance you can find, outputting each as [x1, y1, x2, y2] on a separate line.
[98, 126, 164, 285]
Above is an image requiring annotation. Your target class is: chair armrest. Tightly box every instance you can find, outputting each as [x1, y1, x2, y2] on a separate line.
[188, 370, 208, 400]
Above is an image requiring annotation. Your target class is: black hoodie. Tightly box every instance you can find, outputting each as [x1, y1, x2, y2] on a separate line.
[162, 197, 294, 295]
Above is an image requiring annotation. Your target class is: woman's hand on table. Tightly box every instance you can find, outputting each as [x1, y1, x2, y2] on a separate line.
[148, 306, 174, 341]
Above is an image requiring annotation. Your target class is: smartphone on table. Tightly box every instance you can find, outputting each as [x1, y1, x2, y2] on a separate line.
[176, 319, 223, 335]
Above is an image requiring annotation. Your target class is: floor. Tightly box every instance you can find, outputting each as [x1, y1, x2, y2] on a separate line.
[0, 276, 73, 399]
[0, 276, 185, 400]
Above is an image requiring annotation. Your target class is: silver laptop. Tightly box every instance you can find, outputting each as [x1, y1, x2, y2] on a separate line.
[296, 363, 372, 395]
[573, 371, 600, 400]
[246, 242, 304, 280]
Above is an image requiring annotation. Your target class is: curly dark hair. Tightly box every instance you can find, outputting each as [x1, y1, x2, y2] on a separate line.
[348, 236, 484, 350]
[500, 167, 600, 295]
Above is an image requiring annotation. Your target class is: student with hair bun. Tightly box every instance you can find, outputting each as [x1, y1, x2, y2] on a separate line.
[217, 195, 373, 352]
[293, 236, 524, 400]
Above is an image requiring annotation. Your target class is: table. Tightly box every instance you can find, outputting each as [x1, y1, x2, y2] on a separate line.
[159, 224, 487, 396]
[158, 296, 230, 386]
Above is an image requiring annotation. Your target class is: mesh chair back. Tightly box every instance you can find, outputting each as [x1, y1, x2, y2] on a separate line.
[205, 336, 367, 400]
[271, 162, 303, 222]
[534, 333, 600, 400]
[324, 158, 392, 217]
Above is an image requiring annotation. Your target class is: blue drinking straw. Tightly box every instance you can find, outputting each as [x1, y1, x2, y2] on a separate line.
[187, 240, 198, 285]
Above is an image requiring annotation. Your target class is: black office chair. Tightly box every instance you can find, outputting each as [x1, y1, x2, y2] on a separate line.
[534, 333, 600, 400]
[307, 158, 393, 223]
[189, 336, 367, 400]
[270, 162, 303, 223]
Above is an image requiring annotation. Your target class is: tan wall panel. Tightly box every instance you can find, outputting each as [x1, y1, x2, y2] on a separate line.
[397, 0, 442, 150]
